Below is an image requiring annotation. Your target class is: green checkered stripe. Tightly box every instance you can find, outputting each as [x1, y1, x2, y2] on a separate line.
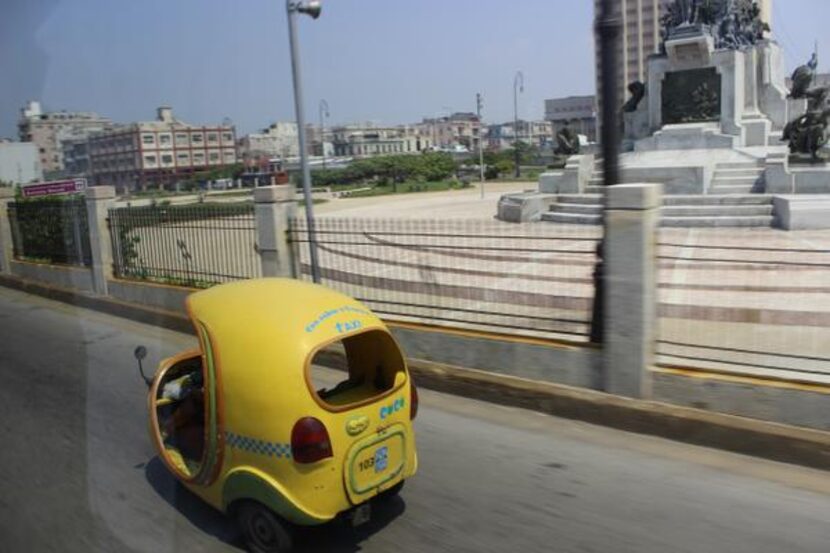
[225, 431, 292, 459]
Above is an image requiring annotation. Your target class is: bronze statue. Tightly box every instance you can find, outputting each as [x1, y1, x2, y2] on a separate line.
[806, 86, 830, 112]
[782, 108, 830, 161]
[790, 53, 819, 99]
[623, 81, 646, 113]
[554, 121, 581, 156]
[661, 0, 767, 50]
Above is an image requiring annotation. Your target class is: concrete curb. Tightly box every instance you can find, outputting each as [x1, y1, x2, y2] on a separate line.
[2, 274, 829, 472]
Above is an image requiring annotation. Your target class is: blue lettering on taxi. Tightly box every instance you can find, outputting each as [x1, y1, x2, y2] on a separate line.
[379, 397, 406, 419]
[305, 305, 371, 333]
[335, 320, 362, 334]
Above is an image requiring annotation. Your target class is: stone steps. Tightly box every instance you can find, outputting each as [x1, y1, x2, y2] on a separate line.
[662, 194, 772, 205]
[662, 205, 773, 217]
[541, 211, 602, 225]
[558, 194, 602, 205]
[715, 160, 765, 170]
[709, 184, 756, 194]
[661, 215, 775, 227]
[544, 194, 775, 227]
[712, 167, 764, 178]
[550, 202, 602, 215]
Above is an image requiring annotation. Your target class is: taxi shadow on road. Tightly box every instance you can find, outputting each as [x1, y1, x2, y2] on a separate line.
[144, 456, 406, 552]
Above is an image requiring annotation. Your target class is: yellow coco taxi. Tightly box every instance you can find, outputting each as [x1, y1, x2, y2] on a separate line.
[135, 278, 418, 553]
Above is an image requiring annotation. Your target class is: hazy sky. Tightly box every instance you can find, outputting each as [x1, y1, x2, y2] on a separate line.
[1, 0, 828, 137]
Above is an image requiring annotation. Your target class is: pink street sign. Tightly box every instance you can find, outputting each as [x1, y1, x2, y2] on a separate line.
[22, 178, 87, 199]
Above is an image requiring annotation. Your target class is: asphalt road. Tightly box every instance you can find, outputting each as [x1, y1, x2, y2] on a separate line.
[1, 286, 829, 553]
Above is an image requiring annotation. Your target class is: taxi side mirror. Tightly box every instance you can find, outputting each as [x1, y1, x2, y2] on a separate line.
[134, 346, 152, 388]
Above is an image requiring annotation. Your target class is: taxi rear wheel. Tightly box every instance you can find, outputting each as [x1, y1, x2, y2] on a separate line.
[236, 501, 294, 553]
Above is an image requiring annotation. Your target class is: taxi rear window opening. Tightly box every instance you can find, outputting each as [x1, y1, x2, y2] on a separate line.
[310, 330, 405, 409]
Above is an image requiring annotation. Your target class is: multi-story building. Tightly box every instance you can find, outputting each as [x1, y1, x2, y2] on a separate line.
[18, 101, 112, 175]
[87, 106, 237, 192]
[593, 0, 773, 121]
[0, 140, 43, 185]
[331, 124, 433, 158]
[486, 120, 553, 151]
[545, 95, 598, 142]
[237, 122, 299, 161]
[61, 138, 92, 177]
[418, 112, 482, 152]
[593, 0, 672, 121]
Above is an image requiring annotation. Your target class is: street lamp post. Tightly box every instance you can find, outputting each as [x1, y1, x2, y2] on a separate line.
[589, 0, 622, 344]
[286, 0, 322, 283]
[513, 71, 524, 178]
[476, 93, 485, 199]
[319, 99, 330, 170]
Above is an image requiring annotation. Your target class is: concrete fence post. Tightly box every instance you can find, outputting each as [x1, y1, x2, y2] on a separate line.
[85, 186, 116, 295]
[602, 183, 662, 399]
[0, 188, 14, 275]
[254, 185, 298, 278]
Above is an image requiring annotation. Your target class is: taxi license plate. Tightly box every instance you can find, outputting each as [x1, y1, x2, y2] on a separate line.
[346, 429, 405, 499]
[351, 503, 371, 527]
[357, 446, 389, 474]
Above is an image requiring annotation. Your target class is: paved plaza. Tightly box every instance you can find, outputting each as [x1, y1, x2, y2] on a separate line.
[122, 185, 830, 384]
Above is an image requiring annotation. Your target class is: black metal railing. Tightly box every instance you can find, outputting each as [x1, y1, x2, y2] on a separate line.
[656, 231, 830, 382]
[108, 203, 259, 288]
[8, 199, 92, 266]
[289, 218, 601, 341]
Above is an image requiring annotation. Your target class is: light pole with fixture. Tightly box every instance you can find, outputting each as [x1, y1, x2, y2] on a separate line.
[476, 93, 485, 199]
[318, 99, 330, 170]
[513, 70, 524, 178]
[286, 0, 322, 283]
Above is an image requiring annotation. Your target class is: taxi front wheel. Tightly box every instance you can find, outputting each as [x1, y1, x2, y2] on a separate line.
[236, 501, 294, 553]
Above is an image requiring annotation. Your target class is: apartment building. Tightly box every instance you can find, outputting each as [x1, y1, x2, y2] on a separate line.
[486, 120, 553, 151]
[237, 122, 299, 161]
[88, 106, 237, 192]
[331, 124, 433, 158]
[18, 101, 112, 175]
[418, 112, 482, 151]
[0, 140, 43, 185]
[545, 95, 598, 142]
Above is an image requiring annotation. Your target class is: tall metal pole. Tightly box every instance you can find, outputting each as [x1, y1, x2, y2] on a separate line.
[477, 93, 485, 199]
[286, 0, 321, 283]
[598, 0, 621, 189]
[513, 71, 524, 178]
[590, 0, 622, 345]
[319, 99, 329, 170]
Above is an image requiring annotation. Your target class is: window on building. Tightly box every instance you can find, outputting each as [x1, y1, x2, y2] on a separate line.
[222, 132, 233, 142]
[175, 133, 188, 145]
[192, 133, 204, 143]
[161, 154, 173, 164]
[142, 134, 155, 145]
[193, 152, 205, 164]
[209, 152, 220, 162]
[207, 133, 218, 143]
[144, 155, 157, 165]
[159, 134, 172, 145]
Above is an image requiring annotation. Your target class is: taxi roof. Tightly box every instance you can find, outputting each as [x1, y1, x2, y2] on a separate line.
[186, 279, 387, 378]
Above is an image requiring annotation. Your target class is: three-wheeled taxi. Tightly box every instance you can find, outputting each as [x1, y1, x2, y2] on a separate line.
[137, 279, 418, 552]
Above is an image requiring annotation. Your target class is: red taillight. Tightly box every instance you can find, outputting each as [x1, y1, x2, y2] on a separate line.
[291, 417, 333, 464]
[410, 382, 419, 420]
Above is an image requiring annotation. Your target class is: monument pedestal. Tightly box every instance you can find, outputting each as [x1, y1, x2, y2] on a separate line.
[634, 123, 738, 151]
